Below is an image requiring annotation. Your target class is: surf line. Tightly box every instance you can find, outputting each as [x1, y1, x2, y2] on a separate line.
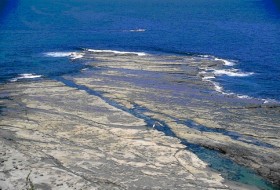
[54, 76, 276, 189]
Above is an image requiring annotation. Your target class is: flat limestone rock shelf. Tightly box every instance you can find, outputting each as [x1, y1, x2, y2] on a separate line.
[65, 51, 280, 187]
[0, 80, 234, 190]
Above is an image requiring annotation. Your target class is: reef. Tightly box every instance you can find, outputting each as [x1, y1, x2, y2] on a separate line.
[0, 51, 279, 189]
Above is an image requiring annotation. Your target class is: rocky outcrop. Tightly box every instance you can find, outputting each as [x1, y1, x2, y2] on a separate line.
[0, 80, 230, 190]
[1, 51, 279, 189]
[70, 52, 280, 187]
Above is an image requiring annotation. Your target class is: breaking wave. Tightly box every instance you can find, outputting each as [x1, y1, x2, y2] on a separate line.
[44, 52, 84, 59]
[43, 49, 277, 104]
[84, 49, 147, 56]
[198, 55, 236, 66]
[10, 73, 42, 82]
[197, 56, 277, 103]
[212, 69, 254, 77]
[129, 29, 146, 32]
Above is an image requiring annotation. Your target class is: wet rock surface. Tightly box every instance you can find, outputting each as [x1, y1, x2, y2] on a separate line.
[69, 52, 280, 187]
[0, 80, 232, 189]
[0, 51, 279, 189]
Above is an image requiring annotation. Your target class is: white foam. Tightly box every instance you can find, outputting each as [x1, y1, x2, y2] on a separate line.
[211, 81, 253, 99]
[71, 53, 84, 59]
[199, 71, 215, 81]
[236, 94, 251, 99]
[198, 54, 236, 66]
[200, 70, 255, 99]
[214, 58, 236, 66]
[199, 55, 211, 58]
[10, 74, 42, 82]
[212, 82, 223, 93]
[44, 52, 73, 57]
[44, 52, 84, 59]
[85, 49, 147, 56]
[212, 69, 254, 77]
[202, 76, 216, 80]
[262, 98, 279, 104]
[198, 59, 279, 104]
[210, 80, 277, 104]
[224, 92, 279, 104]
[129, 29, 146, 32]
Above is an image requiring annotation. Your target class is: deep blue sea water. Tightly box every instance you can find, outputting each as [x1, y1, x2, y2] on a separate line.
[0, 0, 279, 101]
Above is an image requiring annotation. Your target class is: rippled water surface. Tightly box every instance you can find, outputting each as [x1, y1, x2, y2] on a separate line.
[0, 0, 279, 99]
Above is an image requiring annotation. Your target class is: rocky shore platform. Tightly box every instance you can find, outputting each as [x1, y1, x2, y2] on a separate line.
[0, 51, 279, 189]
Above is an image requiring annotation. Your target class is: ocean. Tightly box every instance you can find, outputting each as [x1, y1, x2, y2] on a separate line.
[0, 0, 279, 100]
[1, 1, 280, 189]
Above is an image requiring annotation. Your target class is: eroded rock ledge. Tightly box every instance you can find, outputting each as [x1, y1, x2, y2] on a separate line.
[69, 52, 280, 187]
[0, 80, 231, 190]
